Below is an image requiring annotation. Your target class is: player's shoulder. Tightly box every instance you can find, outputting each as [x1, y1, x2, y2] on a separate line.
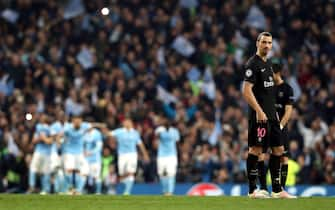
[51, 121, 61, 128]
[284, 82, 293, 90]
[93, 128, 102, 134]
[284, 83, 295, 100]
[245, 55, 260, 68]
[279, 82, 293, 93]
[37, 123, 49, 129]
[90, 128, 98, 135]
[155, 126, 166, 134]
[112, 127, 123, 133]
[170, 127, 179, 133]
[63, 122, 73, 130]
[35, 123, 42, 129]
[64, 122, 71, 127]
[133, 129, 141, 136]
[81, 122, 91, 129]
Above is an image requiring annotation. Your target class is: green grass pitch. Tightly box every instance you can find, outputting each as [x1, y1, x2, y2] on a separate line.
[0, 195, 334, 210]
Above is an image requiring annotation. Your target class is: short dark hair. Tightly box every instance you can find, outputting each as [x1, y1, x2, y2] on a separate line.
[71, 114, 82, 120]
[257, 32, 272, 41]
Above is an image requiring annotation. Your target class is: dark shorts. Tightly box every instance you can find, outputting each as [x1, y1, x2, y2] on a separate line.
[248, 120, 283, 149]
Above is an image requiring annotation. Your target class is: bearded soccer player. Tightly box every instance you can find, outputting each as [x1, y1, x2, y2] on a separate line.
[242, 32, 295, 198]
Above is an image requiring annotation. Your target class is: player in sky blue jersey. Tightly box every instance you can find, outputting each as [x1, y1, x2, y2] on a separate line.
[28, 113, 53, 194]
[49, 110, 67, 194]
[62, 115, 91, 194]
[155, 115, 180, 195]
[108, 118, 150, 195]
[61, 115, 105, 194]
[83, 128, 103, 194]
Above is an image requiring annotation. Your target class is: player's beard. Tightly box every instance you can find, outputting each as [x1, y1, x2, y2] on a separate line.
[260, 48, 269, 57]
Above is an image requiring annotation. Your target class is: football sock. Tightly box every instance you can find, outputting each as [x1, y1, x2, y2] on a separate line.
[54, 169, 65, 193]
[122, 175, 134, 195]
[269, 154, 281, 193]
[64, 172, 72, 192]
[258, 161, 268, 191]
[281, 164, 288, 189]
[75, 173, 86, 193]
[247, 154, 258, 194]
[167, 176, 175, 194]
[28, 170, 36, 189]
[96, 179, 102, 194]
[160, 176, 169, 194]
[41, 174, 51, 193]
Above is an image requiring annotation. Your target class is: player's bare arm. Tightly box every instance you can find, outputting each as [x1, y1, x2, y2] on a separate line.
[242, 81, 268, 122]
[280, 105, 293, 129]
[138, 143, 150, 163]
[40, 133, 54, 145]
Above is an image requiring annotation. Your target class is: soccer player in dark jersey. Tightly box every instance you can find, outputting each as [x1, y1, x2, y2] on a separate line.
[242, 32, 295, 198]
[257, 58, 297, 198]
[272, 58, 295, 191]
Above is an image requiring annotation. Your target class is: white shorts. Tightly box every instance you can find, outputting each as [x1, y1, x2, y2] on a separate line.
[80, 158, 90, 175]
[30, 152, 52, 174]
[118, 153, 137, 176]
[62, 153, 86, 171]
[50, 153, 61, 172]
[157, 156, 178, 177]
[84, 162, 102, 179]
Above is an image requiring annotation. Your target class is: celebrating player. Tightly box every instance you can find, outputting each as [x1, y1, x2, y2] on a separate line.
[28, 113, 53, 194]
[61, 115, 105, 194]
[83, 128, 104, 194]
[155, 115, 180, 195]
[108, 118, 150, 195]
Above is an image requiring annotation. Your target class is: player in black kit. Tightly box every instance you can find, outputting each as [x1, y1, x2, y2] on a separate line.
[242, 32, 295, 198]
[272, 58, 295, 191]
[257, 58, 297, 198]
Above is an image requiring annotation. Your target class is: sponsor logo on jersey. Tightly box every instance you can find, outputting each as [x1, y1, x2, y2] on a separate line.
[264, 81, 274, 87]
[264, 76, 274, 87]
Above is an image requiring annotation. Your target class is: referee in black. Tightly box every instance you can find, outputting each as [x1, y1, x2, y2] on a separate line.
[242, 32, 295, 198]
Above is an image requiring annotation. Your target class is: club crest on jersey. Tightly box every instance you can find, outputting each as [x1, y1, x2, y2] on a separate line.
[279, 92, 284, 97]
[245, 69, 253, 77]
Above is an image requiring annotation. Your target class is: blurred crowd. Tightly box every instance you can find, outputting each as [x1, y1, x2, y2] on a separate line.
[0, 0, 335, 193]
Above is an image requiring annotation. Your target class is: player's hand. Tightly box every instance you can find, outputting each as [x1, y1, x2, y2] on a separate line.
[256, 111, 268, 123]
[32, 137, 40, 144]
[143, 155, 150, 164]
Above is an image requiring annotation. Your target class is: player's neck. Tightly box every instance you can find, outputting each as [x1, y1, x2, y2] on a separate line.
[276, 78, 284, 85]
[256, 52, 267, 62]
